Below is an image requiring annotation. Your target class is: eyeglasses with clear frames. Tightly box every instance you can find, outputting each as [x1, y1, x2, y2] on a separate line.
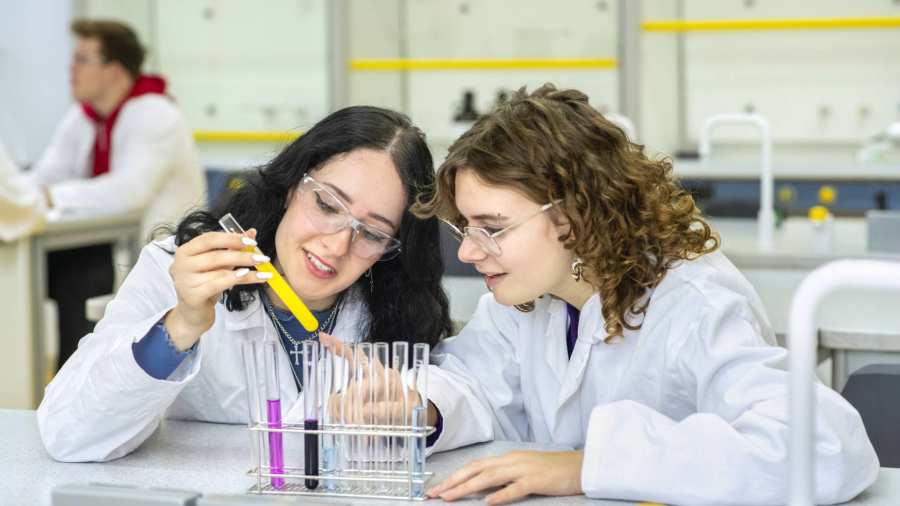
[441, 201, 559, 257]
[295, 175, 402, 261]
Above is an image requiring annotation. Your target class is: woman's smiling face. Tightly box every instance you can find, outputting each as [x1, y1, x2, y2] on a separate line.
[272, 148, 406, 310]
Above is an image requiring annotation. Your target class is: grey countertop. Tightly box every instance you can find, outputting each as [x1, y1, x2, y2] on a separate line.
[672, 160, 900, 181]
[712, 217, 900, 270]
[3, 409, 898, 505]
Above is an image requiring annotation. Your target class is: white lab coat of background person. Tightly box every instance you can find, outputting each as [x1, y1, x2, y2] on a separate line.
[425, 250, 879, 506]
[19, 94, 205, 237]
[37, 236, 368, 463]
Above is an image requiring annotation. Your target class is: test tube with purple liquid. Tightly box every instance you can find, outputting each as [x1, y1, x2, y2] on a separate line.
[264, 340, 285, 489]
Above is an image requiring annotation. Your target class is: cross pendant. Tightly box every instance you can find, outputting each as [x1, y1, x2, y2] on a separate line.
[290, 343, 303, 366]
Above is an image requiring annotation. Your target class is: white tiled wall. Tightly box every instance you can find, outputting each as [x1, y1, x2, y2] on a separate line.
[73, 0, 900, 163]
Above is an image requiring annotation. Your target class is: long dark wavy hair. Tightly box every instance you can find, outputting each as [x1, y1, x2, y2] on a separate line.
[413, 84, 718, 342]
[170, 106, 452, 350]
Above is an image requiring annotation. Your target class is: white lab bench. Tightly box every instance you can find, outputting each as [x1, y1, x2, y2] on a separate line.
[2, 409, 898, 505]
[0, 213, 142, 409]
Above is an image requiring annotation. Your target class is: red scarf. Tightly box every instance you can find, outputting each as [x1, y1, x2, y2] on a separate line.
[81, 74, 167, 177]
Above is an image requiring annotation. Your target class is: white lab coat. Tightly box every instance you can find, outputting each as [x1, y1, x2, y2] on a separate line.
[426, 250, 879, 505]
[22, 96, 205, 236]
[37, 236, 369, 463]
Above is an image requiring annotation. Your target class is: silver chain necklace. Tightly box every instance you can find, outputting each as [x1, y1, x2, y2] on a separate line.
[261, 291, 343, 366]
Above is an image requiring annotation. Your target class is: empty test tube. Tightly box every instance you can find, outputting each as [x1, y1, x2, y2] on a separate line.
[359, 342, 375, 492]
[391, 341, 409, 489]
[241, 340, 263, 483]
[410, 405, 427, 498]
[347, 343, 367, 490]
[335, 347, 351, 489]
[409, 343, 430, 497]
[374, 342, 390, 492]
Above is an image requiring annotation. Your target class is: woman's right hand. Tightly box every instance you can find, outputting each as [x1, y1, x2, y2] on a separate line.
[165, 230, 271, 351]
[318, 333, 438, 427]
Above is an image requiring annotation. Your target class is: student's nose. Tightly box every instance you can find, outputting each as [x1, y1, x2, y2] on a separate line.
[320, 227, 353, 258]
[457, 236, 488, 264]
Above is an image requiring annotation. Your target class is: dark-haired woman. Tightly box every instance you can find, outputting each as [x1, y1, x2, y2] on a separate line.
[411, 85, 877, 505]
[38, 106, 452, 462]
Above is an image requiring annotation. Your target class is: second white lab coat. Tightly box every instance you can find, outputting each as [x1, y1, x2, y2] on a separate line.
[23, 95, 205, 237]
[426, 250, 879, 505]
[37, 236, 369, 463]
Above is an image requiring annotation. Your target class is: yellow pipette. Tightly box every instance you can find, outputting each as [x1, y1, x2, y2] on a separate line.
[219, 213, 319, 332]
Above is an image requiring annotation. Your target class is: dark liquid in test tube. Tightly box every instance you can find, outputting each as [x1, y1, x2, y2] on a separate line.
[302, 341, 320, 490]
[305, 419, 319, 489]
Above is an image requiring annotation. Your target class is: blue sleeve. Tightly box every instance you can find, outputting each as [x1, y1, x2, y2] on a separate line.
[131, 320, 195, 380]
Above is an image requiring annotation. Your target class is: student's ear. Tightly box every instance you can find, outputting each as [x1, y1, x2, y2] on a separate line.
[549, 207, 573, 240]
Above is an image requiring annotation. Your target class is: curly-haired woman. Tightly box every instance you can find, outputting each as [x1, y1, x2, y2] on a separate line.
[412, 85, 877, 505]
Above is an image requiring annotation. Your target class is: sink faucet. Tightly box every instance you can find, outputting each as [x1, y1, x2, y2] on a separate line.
[698, 113, 775, 252]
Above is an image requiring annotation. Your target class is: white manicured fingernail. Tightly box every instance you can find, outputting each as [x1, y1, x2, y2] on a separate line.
[256, 271, 273, 280]
[234, 268, 250, 278]
[241, 237, 257, 246]
[252, 254, 270, 263]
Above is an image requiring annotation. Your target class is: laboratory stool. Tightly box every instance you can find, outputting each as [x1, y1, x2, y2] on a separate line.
[841, 363, 900, 467]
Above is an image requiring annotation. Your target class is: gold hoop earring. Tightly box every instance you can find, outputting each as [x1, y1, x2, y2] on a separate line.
[571, 257, 584, 282]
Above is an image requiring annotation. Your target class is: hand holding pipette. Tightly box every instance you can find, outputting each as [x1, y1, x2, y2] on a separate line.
[164, 228, 272, 351]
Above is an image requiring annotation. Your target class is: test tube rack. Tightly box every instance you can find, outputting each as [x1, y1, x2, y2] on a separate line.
[245, 421, 434, 500]
[241, 338, 434, 501]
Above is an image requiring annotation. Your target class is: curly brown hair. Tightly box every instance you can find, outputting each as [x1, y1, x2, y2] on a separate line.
[412, 83, 719, 341]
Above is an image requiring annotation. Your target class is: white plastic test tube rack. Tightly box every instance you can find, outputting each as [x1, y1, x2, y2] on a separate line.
[241, 339, 434, 501]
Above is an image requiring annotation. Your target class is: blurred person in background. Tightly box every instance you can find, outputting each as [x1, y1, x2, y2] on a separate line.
[19, 19, 204, 370]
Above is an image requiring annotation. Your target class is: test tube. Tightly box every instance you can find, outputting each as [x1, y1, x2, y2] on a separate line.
[409, 405, 427, 498]
[359, 342, 375, 492]
[219, 213, 319, 332]
[264, 340, 285, 490]
[336, 346, 351, 489]
[374, 342, 390, 492]
[412, 343, 430, 413]
[241, 340, 261, 426]
[302, 340, 319, 490]
[348, 343, 372, 491]
[320, 344, 337, 491]
[409, 343, 430, 498]
[391, 341, 409, 489]
[241, 340, 262, 487]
